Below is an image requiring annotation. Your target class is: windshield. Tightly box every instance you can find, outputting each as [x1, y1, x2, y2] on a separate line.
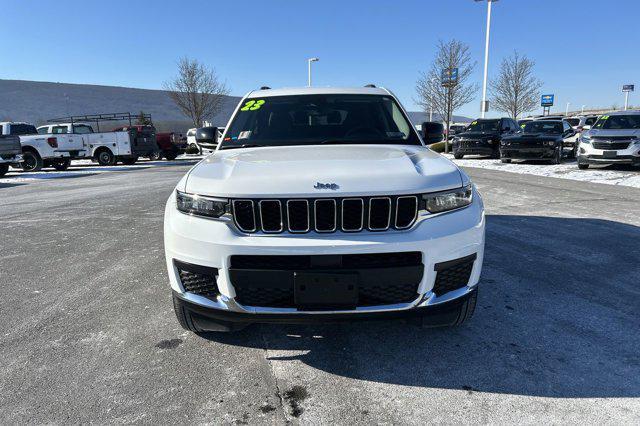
[565, 118, 580, 127]
[593, 114, 640, 130]
[523, 121, 563, 134]
[220, 94, 420, 149]
[465, 120, 500, 133]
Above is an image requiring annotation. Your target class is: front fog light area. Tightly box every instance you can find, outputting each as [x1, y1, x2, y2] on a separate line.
[423, 185, 473, 214]
[176, 191, 229, 218]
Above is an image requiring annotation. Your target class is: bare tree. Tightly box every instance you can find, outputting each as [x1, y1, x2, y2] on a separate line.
[415, 39, 477, 149]
[489, 51, 542, 118]
[164, 57, 230, 127]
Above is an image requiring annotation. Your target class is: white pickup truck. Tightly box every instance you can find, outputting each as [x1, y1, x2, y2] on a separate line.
[0, 121, 82, 171]
[40, 113, 159, 167]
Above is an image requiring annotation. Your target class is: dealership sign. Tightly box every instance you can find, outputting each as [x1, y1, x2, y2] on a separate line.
[441, 68, 459, 87]
[622, 84, 634, 92]
[541, 94, 554, 107]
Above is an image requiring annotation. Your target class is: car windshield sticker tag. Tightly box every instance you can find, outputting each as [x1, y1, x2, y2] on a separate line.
[238, 131, 252, 140]
[471, 120, 478, 125]
[240, 99, 266, 111]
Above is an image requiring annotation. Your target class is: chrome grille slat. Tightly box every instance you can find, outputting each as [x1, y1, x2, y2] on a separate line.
[286, 200, 310, 233]
[395, 196, 418, 229]
[341, 198, 364, 232]
[232, 200, 256, 233]
[314, 199, 337, 233]
[259, 200, 283, 233]
[368, 197, 392, 231]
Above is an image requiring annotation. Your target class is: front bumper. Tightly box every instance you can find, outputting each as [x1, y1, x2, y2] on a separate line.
[0, 153, 23, 164]
[164, 188, 485, 320]
[453, 140, 497, 156]
[174, 287, 477, 328]
[500, 147, 555, 159]
[578, 142, 640, 165]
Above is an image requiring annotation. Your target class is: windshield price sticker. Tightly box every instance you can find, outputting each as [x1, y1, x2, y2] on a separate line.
[240, 99, 266, 111]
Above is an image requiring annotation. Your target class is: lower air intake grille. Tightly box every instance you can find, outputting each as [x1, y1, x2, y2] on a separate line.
[175, 260, 219, 298]
[229, 252, 423, 309]
[432, 254, 476, 296]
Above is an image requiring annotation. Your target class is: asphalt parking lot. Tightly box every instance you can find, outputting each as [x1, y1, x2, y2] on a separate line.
[1, 162, 639, 424]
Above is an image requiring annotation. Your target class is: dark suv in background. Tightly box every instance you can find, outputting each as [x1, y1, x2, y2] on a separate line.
[451, 118, 520, 159]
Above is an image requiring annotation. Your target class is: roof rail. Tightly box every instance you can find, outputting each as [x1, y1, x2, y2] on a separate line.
[364, 84, 377, 88]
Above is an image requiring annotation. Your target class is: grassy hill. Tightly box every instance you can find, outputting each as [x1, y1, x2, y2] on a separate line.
[0, 79, 241, 132]
[0, 79, 471, 132]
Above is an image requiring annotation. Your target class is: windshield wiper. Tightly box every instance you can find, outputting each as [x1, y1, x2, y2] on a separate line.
[219, 144, 261, 150]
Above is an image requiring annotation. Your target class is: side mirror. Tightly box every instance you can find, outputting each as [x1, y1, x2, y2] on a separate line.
[195, 127, 218, 144]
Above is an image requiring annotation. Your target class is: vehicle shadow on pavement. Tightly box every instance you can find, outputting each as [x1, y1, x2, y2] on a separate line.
[203, 215, 640, 398]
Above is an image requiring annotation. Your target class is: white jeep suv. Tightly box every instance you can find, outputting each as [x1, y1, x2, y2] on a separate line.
[164, 87, 485, 332]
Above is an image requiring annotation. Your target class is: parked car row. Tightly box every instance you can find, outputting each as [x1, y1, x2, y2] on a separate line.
[0, 113, 208, 176]
[444, 111, 640, 169]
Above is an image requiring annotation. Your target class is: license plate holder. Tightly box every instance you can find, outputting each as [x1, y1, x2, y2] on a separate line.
[603, 150, 617, 158]
[294, 272, 358, 309]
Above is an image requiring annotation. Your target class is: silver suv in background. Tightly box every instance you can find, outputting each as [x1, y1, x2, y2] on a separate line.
[565, 115, 599, 133]
[577, 111, 640, 169]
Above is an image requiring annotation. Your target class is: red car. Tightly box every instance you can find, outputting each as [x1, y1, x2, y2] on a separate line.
[155, 132, 186, 160]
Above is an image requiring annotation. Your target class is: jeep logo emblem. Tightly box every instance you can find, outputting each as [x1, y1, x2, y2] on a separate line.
[314, 182, 339, 190]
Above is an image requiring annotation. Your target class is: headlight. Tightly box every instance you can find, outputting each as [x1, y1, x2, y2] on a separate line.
[176, 190, 229, 218]
[545, 140, 555, 146]
[422, 184, 473, 214]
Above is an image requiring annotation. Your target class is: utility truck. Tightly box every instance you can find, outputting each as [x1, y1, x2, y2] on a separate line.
[41, 113, 158, 166]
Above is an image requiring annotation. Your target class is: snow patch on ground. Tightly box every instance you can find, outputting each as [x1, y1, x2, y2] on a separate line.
[445, 154, 640, 189]
[0, 155, 203, 183]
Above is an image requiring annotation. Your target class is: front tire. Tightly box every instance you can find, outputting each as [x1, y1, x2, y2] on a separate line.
[96, 149, 116, 166]
[22, 150, 43, 172]
[173, 295, 201, 332]
[121, 157, 138, 165]
[453, 152, 464, 159]
[578, 162, 589, 170]
[164, 151, 178, 161]
[52, 158, 71, 171]
[0, 164, 8, 177]
[172, 295, 248, 333]
[501, 158, 511, 163]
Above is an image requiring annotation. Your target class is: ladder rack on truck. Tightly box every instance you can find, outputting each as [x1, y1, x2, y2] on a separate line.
[44, 112, 158, 166]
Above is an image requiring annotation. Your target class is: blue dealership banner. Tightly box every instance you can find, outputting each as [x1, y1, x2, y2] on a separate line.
[541, 94, 554, 107]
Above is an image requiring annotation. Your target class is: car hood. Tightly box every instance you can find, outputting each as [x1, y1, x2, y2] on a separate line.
[457, 131, 499, 139]
[183, 144, 464, 198]
[585, 129, 640, 138]
[503, 133, 559, 141]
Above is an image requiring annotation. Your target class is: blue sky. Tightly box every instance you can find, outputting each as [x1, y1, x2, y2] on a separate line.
[1, 0, 638, 118]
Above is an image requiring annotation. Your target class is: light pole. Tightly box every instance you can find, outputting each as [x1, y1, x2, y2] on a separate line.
[581, 105, 585, 114]
[476, 0, 497, 118]
[565, 102, 570, 116]
[307, 57, 319, 87]
[624, 92, 629, 110]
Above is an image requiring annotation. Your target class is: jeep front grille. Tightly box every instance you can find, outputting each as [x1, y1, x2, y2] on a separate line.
[232, 195, 418, 234]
